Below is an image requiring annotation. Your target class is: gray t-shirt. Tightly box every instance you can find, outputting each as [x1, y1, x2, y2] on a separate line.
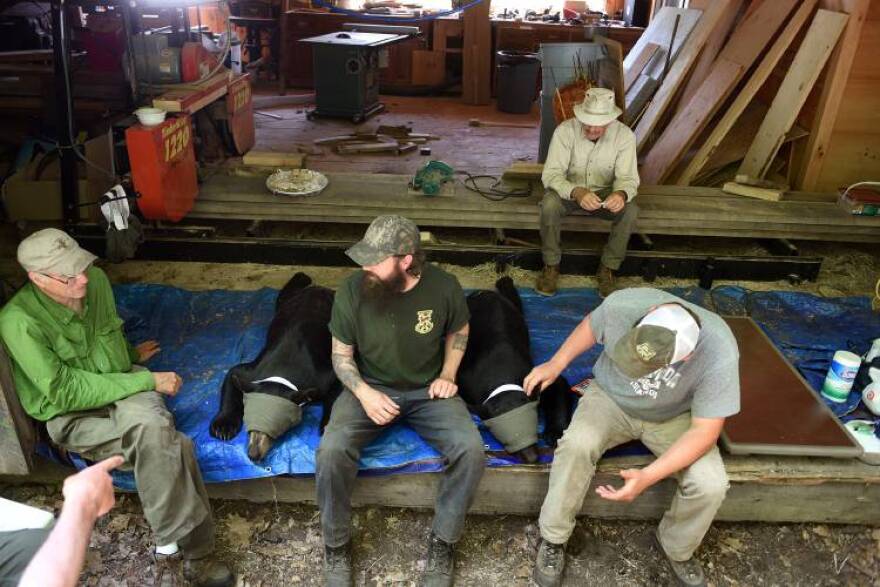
[589, 288, 740, 422]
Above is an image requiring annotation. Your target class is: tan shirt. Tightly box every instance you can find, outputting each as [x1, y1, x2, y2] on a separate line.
[542, 118, 640, 201]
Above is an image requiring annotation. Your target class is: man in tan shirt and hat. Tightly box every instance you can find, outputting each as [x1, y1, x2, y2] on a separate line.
[536, 87, 640, 297]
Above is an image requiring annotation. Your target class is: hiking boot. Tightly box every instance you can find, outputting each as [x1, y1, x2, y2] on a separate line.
[535, 265, 560, 296]
[596, 263, 617, 298]
[421, 532, 455, 587]
[154, 552, 184, 587]
[533, 538, 566, 586]
[182, 555, 234, 587]
[654, 531, 706, 587]
[324, 542, 353, 587]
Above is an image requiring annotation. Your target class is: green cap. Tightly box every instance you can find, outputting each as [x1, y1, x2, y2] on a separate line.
[17, 228, 97, 276]
[242, 392, 303, 439]
[346, 215, 420, 267]
[606, 303, 701, 380]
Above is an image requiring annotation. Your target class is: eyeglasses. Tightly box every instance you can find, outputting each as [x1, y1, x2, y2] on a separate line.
[41, 273, 80, 286]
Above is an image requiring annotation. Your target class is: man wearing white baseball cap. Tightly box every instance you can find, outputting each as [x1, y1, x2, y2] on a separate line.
[524, 288, 740, 587]
[537, 86, 640, 298]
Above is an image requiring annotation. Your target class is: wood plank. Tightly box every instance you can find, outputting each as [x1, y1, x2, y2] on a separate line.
[623, 42, 660, 92]
[10, 456, 880, 524]
[633, 0, 735, 151]
[594, 35, 626, 117]
[722, 181, 784, 202]
[796, 0, 871, 190]
[622, 7, 702, 81]
[673, 0, 744, 112]
[640, 0, 799, 183]
[739, 10, 850, 179]
[640, 58, 744, 184]
[241, 151, 305, 167]
[0, 345, 34, 475]
[201, 457, 880, 524]
[675, 0, 820, 185]
[462, 0, 491, 105]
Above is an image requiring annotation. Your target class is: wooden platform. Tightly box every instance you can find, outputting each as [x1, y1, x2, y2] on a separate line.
[5, 454, 878, 524]
[210, 455, 880, 524]
[190, 172, 880, 243]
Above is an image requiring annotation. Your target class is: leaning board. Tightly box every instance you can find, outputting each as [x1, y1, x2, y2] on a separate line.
[721, 317, 861, 458]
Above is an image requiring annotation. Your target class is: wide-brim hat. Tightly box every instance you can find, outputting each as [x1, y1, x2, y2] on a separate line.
[573, 87, 622, 127]
[17, 228, 97, 276]
[483, 401, 539, 454]
[346, 215, 420, 267]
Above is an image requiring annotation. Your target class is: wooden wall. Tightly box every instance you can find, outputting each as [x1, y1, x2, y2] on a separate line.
[795, 0, 880, 191]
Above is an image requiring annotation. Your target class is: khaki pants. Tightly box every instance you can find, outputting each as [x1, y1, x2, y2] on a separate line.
[46, 390, 215, 558]
[539, 382, 728, 561]
[539, 189, 639, 270]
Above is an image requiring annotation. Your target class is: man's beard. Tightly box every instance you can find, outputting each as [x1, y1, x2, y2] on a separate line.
[361, 266, 407, 308]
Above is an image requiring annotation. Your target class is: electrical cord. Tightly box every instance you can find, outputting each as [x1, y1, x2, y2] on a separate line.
[458, 171, 533, 202]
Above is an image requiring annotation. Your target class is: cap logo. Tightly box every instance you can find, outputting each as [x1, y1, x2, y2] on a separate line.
[636, 342, 656, 361]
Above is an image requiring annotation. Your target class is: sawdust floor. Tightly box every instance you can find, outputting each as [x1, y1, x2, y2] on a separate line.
[248, 92, 541, 177]
[1, 485, 878, 586]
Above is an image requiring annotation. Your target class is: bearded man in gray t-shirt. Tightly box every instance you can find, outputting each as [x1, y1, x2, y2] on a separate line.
[524, 288, 740, 587]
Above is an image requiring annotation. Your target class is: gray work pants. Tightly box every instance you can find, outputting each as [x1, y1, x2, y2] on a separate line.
[539, 189, 640, 269]
[316, 387, 486, 547]
[539, 382, 729, 561]
[0, 528, 50, 585]
[45, 390, 215, 558]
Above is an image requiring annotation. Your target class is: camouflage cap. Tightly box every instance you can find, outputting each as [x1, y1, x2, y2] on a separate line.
[17, 228, 97, 276]
[346, 215, 421, 267]
[607, 304, 701, 380]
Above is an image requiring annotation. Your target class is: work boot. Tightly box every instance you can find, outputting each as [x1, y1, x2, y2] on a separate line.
[535, 265, 560, 296]
[654, 531, 707, 587]
[154, 552, 184, 587]
[324, 541, 353, 587]
[596, 263, 617, 298]
[182, 555, 234, 587]
[533, 538, 566, 587]
[421, 532, 455, 587]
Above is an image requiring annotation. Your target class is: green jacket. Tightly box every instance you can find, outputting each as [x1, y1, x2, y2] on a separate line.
[0, 266, 154, 421]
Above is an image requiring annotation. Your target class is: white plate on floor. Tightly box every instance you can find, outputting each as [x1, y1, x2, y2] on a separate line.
[266, 169, 328, 197]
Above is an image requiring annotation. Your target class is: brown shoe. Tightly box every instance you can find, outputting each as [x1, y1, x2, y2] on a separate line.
[596, 263, 617, 298]
[183, 555, 234, 587]
[535, 265, 560, 296]
[154, 553, 184, 587]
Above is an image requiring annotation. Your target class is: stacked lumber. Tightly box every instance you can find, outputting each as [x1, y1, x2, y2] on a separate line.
[628, 0, 864, 191]
[187, 172, 880, 243]
[312, 125, 437, 156]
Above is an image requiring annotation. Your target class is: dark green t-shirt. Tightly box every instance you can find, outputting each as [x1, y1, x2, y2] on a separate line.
[329, 263, 470, 389]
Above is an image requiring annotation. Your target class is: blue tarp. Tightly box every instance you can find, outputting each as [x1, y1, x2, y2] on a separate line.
[68, 284, 880, 489]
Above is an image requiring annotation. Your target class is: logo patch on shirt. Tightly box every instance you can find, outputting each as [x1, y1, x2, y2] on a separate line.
[636, 342, 656, 361]
[414, 310, 434, 334]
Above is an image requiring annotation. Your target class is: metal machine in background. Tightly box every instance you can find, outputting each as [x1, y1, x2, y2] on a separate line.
[301, 23, 416, 123]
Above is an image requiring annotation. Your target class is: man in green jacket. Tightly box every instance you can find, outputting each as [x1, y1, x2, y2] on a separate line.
[0, 228, 233, 587]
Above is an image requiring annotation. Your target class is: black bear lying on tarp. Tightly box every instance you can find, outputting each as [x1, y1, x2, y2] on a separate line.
[458, 276, 575, 463]
[209, 272, 342, 461]
[210, 272, 573, 464]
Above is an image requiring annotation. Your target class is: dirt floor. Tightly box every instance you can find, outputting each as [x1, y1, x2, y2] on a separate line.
[1, 483, 879, 586]
[0, 223, 879, 586]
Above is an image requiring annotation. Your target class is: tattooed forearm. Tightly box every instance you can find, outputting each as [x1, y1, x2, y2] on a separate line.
[451, 332, 468, 352]
[332, 337, 366, 393]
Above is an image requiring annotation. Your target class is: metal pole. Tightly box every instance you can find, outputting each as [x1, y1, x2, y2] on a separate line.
[51, 0, 79, 227]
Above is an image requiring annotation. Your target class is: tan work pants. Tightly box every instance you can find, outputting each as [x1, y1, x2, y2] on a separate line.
[46, 390, 214, 557]
[539, 382, 729, 561]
